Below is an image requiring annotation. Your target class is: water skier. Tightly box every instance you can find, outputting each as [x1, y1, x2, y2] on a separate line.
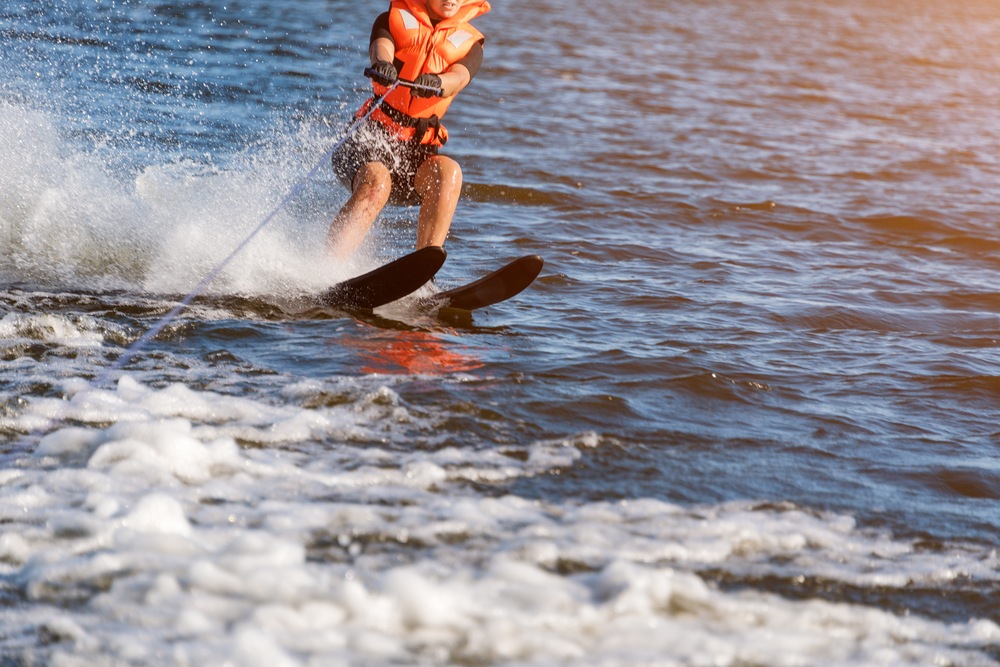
[327, 0, 491, 259]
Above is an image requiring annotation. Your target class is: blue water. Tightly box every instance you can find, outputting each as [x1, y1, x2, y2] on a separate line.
[1, 0, 999, 664]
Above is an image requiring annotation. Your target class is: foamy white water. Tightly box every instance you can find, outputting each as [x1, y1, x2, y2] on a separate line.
[0, 100, 384, 300]
[1, 359, 998, 665]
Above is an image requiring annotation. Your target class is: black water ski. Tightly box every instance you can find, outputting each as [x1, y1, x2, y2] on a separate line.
[321, 246, 446, 310]
[422, 255, 543, 311]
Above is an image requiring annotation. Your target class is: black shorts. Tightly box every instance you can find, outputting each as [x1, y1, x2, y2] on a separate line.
[330, 120, 439, 207]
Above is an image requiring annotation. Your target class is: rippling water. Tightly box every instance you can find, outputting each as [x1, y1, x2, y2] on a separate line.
[2, 0, 1000, 664]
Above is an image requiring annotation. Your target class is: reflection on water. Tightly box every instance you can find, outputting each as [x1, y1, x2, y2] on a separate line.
[337, 323, 485, 375]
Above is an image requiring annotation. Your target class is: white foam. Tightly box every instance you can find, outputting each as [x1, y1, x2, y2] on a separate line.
[0, 102, 150, 288]
[0, 376, 997, 665]
[0, 312, 105, 348]
[133, 157, 343, 297]
[0, 100, 368, 299]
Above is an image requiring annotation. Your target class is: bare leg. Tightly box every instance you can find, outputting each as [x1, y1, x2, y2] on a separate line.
[414, 155, 463, 249]
[326, 161, 392, 259]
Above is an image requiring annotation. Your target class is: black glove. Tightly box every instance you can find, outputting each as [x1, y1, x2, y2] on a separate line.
[411, 73, 443, 98]
[368, 60, 397, 87]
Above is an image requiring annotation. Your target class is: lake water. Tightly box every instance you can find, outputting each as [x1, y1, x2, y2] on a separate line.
[1, 0, 999, 664]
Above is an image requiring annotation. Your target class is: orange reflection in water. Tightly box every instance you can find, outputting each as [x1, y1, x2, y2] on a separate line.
[339, 324, 484, 375]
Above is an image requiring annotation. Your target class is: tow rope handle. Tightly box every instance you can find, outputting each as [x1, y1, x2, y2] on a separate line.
[364, 68, 444, 97]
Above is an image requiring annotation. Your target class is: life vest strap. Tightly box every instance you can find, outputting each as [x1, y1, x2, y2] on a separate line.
[358, 98, 447, 146]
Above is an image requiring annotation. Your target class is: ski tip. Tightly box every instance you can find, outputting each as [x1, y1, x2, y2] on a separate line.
[417, 245, 447, 263]
[320, 245, 448, 311]
[515, 254, 544, 281]
[425, 253, 545, 313]
[508, 254, 544, 298]
[411, 245, 447, 277]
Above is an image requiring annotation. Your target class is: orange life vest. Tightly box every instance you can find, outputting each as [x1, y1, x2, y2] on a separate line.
[362, 0, 490, 147]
